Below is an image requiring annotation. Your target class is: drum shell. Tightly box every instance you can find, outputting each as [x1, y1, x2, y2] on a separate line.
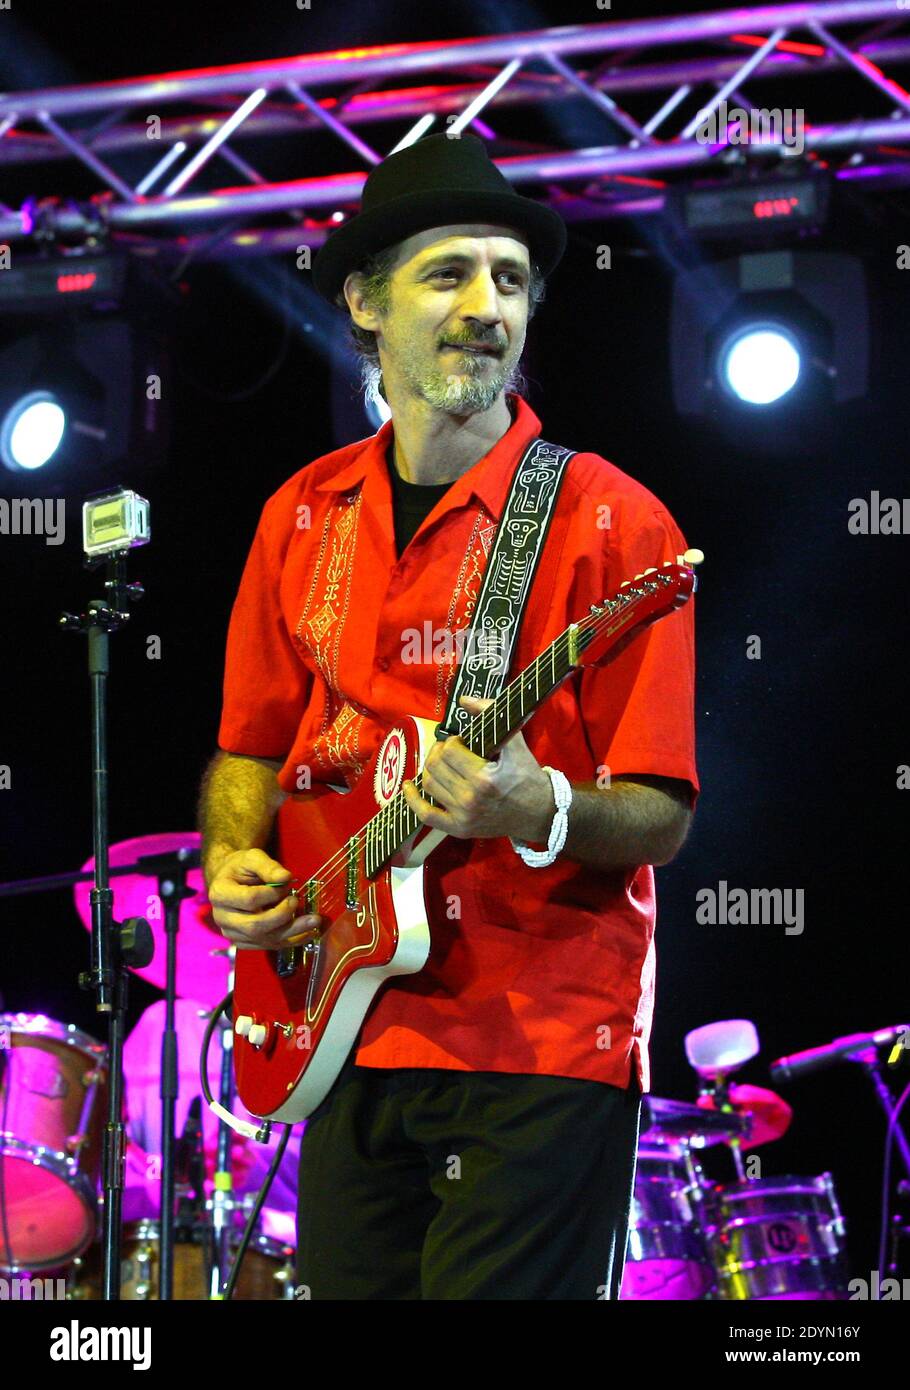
[0, 1013, 107, 1271]
[704, 1173, 847, 1300]
[620, 1147, 714, 1300]
[66, 1219, 296, 1300]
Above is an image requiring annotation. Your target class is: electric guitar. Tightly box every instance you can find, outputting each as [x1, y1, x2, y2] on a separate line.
[232, 552, 701, 1121]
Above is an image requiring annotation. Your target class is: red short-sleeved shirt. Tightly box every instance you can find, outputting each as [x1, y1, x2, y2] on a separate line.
[217, 394, 698, 1092]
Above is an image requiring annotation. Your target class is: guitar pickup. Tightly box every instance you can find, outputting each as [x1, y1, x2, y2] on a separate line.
[277, 879, 321, 978]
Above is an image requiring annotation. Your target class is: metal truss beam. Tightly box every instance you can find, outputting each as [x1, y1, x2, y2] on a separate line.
[1, 2, 909, 261]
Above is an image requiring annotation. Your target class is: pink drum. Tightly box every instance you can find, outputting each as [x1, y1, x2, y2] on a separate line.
[0, 1013, 107, 1271]
[620, 1147, 714, 1300]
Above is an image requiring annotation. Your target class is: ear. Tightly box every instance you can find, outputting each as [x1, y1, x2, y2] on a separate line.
[343, 270, 384, 334]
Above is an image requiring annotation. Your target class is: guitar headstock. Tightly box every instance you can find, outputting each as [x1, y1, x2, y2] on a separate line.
[573, 549, 703, 669]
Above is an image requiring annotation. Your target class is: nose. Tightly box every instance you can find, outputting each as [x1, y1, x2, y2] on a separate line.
[457, 268, 503, 329]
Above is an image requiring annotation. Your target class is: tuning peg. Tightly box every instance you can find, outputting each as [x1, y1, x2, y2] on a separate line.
[676, 549, 704, 566]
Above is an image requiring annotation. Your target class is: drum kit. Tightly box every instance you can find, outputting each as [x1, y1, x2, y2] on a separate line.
[0, 835, 903, 1301]
[0, 831, 298, 1300]
[620, 1020, 849, 1301]
[0, 1008, 298, 1299]
[620, 1097, 847, 1300]
[1, 999, 849, 1301]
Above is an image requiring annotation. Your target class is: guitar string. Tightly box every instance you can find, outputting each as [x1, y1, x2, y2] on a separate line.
[277, 575, 683, 922]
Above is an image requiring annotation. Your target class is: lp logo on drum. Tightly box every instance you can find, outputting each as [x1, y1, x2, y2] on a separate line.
[767, 1222, 800, 1255]
[0, 1024, 10, 1050]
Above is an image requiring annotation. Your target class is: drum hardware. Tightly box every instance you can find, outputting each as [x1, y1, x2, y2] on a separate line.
[64, 1211, 297, 1301]
[74, 829, 245, 1297]
[622, 1096, 752, 1300]
[621, 1092, 850, 1302]
[0, 814, 286, 1299]
[659, 1018, 848, 1300]
[620, 1142, 715, 1300]
[73, 833, 234, 1010]
[685, 1018, 766, 1183]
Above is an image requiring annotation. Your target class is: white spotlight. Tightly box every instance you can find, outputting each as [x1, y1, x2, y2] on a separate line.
[1, 390, 67, 471]
[718, 324, 802, 406]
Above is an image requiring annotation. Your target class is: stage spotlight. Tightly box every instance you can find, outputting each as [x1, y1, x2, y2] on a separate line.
[1, 390, 67, 471]
[0, 319, 168, 482]
[717, 323, 802, 406]
[0, 252, 174, 485]
[670, 252, 869, 429]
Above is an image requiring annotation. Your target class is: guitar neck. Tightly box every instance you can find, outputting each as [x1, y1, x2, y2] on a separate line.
[362, 580, 660, 875]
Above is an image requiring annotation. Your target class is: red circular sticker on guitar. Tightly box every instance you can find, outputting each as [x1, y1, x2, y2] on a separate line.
[374, 728, 406, 805]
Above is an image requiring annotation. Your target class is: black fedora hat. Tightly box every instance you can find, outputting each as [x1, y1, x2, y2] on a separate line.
[311, 132, 567, 305]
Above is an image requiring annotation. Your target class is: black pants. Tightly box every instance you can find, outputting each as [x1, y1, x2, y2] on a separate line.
[295, 1056, 642, 1300]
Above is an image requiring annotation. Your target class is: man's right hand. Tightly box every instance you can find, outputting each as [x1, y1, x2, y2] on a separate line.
[206, 848, 323, 950]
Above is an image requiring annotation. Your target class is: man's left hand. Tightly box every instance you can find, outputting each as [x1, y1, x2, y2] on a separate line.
[402, 695, 555, 842]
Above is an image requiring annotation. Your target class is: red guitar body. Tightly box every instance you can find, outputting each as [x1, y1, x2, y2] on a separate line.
[233, 716, 443, 1122]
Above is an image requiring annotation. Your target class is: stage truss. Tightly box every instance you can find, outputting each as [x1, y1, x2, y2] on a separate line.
[1, 0, 910, 264]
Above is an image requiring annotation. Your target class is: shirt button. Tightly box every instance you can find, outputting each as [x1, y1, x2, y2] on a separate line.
[376, 656, 389, 672]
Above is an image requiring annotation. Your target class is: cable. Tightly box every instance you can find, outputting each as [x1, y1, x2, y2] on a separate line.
[877, 1077, 910, 1280]
[222, 1124, 292, 1301]
[199, 993, 294, 1299]
[199, 992, 233, 1110]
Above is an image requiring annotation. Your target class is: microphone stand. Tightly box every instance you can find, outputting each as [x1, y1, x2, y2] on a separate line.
[133, 848, 198, 1301]
[853, 1049, 910, 1181]
[697, 1072, 748, 1181]
[61, 549, 153, 1301]
[209, 1014, 237, 1299]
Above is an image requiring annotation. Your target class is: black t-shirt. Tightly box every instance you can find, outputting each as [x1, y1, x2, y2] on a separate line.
[386, 450, 451, 558]
[385, 399, 517, 556]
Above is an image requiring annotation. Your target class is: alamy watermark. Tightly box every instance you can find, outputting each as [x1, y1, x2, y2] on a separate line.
[49, 1321, 151, 1370]
[848, 491, 910, 534]
[0, 497, 65, 545]
[848, 1270, 910, 1300]
[694, 100, 805, 157]
[400, 621, 512, 667]
[0, 1273, 67, 1300]
[696, 880, 804, 935]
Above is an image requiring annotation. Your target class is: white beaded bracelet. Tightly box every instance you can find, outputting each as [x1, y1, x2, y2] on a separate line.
[510, 766, 573, 868]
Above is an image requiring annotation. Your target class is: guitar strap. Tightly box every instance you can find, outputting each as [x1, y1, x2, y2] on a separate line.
[437, 435, 576, 741]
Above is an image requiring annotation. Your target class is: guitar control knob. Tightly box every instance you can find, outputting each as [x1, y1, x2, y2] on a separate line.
[248, 1023, 268, 1047]
[235, 1015, 253, 1038]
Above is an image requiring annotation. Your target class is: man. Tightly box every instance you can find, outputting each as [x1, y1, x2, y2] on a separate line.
[199, 133, 698, 1300]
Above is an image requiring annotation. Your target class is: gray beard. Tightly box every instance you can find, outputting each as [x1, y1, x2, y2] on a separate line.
[409, 352, 526, 416]
[362, 352, 528, 418]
